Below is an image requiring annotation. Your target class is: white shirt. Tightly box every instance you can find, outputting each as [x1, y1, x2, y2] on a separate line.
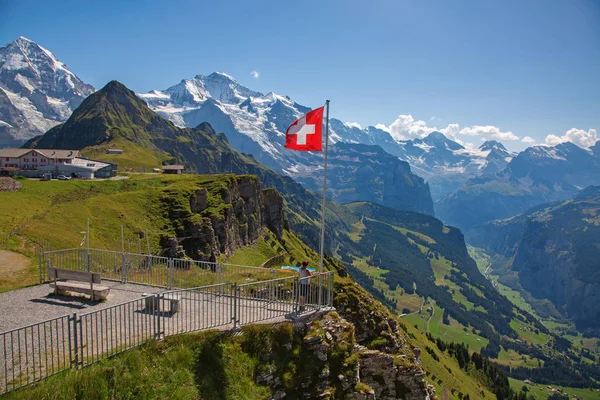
[299, 267, 310, 284]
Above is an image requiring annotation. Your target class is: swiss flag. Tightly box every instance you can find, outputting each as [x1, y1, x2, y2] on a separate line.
[285, 106, 324, 151]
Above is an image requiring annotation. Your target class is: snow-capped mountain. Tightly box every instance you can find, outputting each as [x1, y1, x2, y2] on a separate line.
[436, 141, 600, 233]
[140, 72, 434, 215]
[139, 73, 516, 202]
[0, 37, 94, 147]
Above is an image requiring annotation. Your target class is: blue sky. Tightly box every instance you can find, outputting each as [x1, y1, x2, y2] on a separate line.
[1, 0, 599, 150]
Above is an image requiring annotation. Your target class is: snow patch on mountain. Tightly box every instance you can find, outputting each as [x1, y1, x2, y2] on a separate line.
[0, 37, 94, 145]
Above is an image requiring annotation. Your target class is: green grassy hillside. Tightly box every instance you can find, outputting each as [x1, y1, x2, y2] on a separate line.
[0, 174, 526, 399]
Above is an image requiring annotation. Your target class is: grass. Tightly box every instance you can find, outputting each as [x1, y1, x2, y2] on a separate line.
[403, 300, 488, 353]
[219, 232, 280, 266]
[0, 174, 282, 290]
[81, 137, 172, 172]
[508, 377, 600, 399]
[510, 318, 548, 346]
[0, 250, 39, 293]
[496, 348, 541, 368]
[2, 326, 288, 400]
[403, 322, 495, 399]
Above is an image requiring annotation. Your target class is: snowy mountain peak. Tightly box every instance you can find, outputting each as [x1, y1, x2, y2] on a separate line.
[479, 140, 507, 152]
[208, 71, 237, 81]
[419, 131, 464, 151]
[140, 71, 263, 115]
[0, 37, 94, 145]
[424, 131, 448, 141]
[14, 36, 35, 46]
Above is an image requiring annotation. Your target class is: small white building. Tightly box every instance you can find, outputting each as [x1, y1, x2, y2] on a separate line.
[162, 165, 184, 175]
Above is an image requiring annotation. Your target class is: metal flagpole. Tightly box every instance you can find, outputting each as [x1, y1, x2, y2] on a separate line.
[318, 100, 330, 307]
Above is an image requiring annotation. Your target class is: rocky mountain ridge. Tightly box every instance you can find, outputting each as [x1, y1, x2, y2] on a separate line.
[0, 37, 94, 146]
[437, 142, 600, 233]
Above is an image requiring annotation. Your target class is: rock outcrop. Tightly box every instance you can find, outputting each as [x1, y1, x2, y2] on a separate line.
[161, 175, 285, 261]
[256, 312, 433, 400]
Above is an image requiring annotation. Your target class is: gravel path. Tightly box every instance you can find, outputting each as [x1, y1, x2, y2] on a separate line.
[0, 281, 162, 332]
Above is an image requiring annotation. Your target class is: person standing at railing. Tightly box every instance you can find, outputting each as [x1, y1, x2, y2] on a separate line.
[299, 260, 312, 311]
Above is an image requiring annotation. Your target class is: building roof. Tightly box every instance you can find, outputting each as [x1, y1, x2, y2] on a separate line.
[162, 165, 185, 170]
[71, 158, 111, 171]
[0, 148, 79, 159]
[0, 148, 30, 158]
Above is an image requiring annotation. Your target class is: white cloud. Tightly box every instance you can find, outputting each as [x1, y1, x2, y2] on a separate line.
[521, 136, 536, 144]
[374, 123, 390, 132]
[385, 114, 437, 140]
[544, 134, 563, 146]
[459, 125, 519, 141]
[376, 114, 526, 147]
[250, 71, 260, 79]
[346, 122, 362, 129]
[544, 128, 597, 148]
[440, 123, 460, 141]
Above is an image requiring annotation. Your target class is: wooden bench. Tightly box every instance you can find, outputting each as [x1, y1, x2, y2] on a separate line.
[142, 293, 180, 313]
[48, 267, 110, 301]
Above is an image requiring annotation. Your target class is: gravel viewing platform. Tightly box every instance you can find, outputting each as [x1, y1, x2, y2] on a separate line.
[0, 281, 163, 332]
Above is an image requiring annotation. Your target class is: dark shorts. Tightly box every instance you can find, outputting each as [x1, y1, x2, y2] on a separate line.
[299, 284, 309, 297]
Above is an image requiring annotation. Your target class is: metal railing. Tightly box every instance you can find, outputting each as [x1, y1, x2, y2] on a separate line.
[233, 272, 334, 326]
[159, 283, 233, 337]
[40, 248, 291, 289]
[1, 315, 71, 394]
[1, 256, 334, 395]
[77, 297, 158, 367]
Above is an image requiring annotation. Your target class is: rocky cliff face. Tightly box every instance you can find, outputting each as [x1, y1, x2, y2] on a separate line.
[160, 175, 284, 261]
[258, 312, 433, 400]
[512, 189, 600, 330]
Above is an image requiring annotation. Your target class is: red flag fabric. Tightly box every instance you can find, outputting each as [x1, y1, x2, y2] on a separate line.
[285, 106, 324, 151]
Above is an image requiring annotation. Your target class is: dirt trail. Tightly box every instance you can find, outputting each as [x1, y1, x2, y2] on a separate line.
[0, 250, 35, 291]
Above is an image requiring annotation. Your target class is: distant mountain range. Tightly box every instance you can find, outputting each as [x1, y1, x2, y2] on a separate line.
[0, 37, 94, 146]
[438, 141, 600, 234]
[139, 72, 517, 201]
[470, 186, 600, 332]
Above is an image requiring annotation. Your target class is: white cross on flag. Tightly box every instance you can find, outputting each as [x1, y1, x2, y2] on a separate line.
[285, 106, 324, 151]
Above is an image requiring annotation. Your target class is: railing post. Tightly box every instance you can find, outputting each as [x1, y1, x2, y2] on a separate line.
[232, 283, 238, 329]
[168, 259, 174, 289]
[155, 294, 161, 340]
[39, 252, 44, 284]
[71, 313, 79, 368]
[86, 250, 91, 272]
[318, 273, 323, 309]
[328, 273, 333, 307]
[122, 253, 127, 283]
[294, 276, 300, 314]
